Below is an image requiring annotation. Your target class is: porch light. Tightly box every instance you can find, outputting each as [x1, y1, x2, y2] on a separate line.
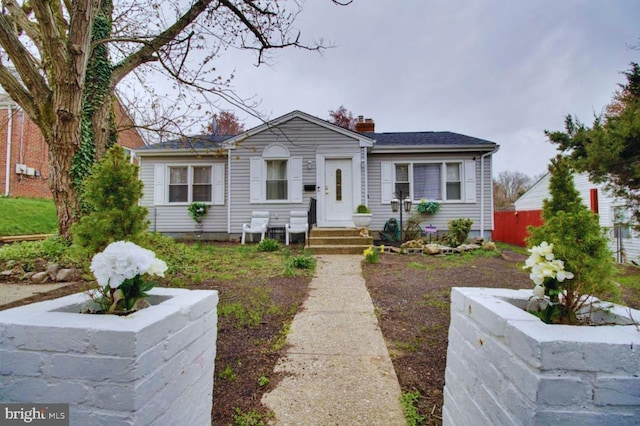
[403, 196, 413, 213]
[391, 195, 400, 213]
[391, 192, 413, 244]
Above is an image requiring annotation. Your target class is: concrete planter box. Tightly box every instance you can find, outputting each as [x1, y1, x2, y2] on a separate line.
[0, 288, 218, 426]
[443, 287, 640, 426]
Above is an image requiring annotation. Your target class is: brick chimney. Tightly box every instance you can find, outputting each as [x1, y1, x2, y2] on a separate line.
[355, 115, 375, 132]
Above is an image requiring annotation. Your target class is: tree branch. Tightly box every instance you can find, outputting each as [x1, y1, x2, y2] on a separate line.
[0, 14, 51, 108]
[2, 0, 43, 50]
[111, 0, 215, 85]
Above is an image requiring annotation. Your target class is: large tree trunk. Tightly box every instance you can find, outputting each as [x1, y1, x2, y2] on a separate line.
[48, 136, 80, 239]
[48, 0, 99, 238]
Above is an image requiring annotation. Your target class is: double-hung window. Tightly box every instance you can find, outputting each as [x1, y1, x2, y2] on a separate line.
[169, 166, 189, 202]
[250, 143, 303, 203]
[192, 166, 212, 202]
[168, 165, 212, 203]
[387, 161, 473, 202]
[154, 163, 224, 205]
[266, 160, 288, 200]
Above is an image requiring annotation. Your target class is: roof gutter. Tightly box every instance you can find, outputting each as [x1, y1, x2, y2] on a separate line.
[371, 144, 497, 154]
[480, 146, 500, 239]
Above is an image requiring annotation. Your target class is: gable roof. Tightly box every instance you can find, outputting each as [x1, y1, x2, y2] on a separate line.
[365, 131, 498, 153]
[222, 110, 375, 149]
[136, 110, 375, 156]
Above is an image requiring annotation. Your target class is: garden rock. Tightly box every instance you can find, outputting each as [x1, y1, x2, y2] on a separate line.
[56, 268, 82, 282]
[46, 263, 60, 281]
[482, 241, 497, 251]
[424, 244, 441, 255]
[30, 271, 49, 284]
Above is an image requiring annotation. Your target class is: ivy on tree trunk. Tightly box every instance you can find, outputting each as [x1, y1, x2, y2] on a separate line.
[72, 0, 117, 213]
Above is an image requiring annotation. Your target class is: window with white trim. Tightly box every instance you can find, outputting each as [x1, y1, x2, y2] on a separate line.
[393, 162, 464, 201]
[169, 166, 188, 202]
[163, 165, 220, 204]
[382, 159, 477, 204]
[266, 160, 288, 200]
[250, 144, 303, 203]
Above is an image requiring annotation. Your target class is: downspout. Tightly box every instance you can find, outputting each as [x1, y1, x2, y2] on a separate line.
[4, 105, 12, 196]
[362, 146, 368, 205]
[227, 148, 232, 236]
[480, 147, 500, 239]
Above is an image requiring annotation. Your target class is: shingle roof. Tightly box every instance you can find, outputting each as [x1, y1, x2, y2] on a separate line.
[362, 131, 496, 147]
[138, 134, 234, 151]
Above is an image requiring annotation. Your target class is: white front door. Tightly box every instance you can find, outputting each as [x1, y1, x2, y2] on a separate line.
[324, 159, 353, 224]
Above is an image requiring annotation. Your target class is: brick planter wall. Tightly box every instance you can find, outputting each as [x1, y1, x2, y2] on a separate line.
[443, 287, 640, 425]
[0, 288, 218, 426]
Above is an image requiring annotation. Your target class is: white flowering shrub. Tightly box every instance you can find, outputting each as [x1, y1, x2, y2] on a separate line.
[86, 241, 167, 314]
[523, 242, 577, 324]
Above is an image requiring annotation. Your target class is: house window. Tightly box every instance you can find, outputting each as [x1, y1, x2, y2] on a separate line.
[193, 166, 212, 202]
[168, 165, 212, 203]
[266, 160, 288, 200]
[336, 168, 343, 201]
[613, 206, 631, 239]
[169, 166, 188, 202]
[395, 162, 463, 201]
[395, 164, 410, 197]
[446, 163, 461, 200]
[250, 144, 303, 204]
[413, 163, 441, 200]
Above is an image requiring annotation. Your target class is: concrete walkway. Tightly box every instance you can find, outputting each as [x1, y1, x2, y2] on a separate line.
[262, 255, 407, 426]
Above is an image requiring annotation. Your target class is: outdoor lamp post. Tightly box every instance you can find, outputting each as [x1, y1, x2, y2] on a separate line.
[391, 191, 413, 243]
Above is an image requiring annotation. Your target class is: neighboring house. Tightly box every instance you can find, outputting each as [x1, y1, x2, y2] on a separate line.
[513, 172, 639, 263]
[0, 90, 146, 199]
[136, 110, 499, 240]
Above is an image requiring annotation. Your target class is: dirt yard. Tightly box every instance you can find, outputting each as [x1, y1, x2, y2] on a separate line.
[2, 247, 639, 425]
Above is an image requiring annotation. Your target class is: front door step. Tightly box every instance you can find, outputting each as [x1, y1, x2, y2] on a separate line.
[308, 228, 373, 255]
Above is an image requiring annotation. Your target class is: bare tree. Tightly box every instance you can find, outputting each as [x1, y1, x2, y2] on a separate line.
[0, 0, 349, 238]
[493, 170, 533, 211]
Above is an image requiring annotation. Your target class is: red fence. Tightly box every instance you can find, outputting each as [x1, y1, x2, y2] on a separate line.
[493, 210, 544, 247]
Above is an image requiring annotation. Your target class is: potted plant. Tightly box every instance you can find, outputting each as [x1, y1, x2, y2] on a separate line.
[416, 199, 440, 215]
[352, 204, 372, 228]
[443, 157, 640, 423]
[188, 202, 209, 223]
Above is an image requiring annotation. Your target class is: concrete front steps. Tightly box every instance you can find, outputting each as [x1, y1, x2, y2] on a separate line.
[307, 228, 373, 255]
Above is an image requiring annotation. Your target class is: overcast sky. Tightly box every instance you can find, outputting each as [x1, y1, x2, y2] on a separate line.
[207, 0, 639, 178]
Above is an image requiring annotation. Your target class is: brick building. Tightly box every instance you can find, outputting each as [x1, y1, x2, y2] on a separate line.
[0, 92, 146, 199]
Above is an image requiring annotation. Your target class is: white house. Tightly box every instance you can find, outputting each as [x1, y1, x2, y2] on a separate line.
[136, 110, 499, 241]
[514, 172, 639, 263]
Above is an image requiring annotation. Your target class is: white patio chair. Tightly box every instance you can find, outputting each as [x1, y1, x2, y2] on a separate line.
[241, 211, 270, 244]
[285, 211, 309, 246]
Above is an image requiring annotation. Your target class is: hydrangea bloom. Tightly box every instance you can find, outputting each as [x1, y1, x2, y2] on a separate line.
[90, 241, 168, 288]
[523, 241, 574, 291]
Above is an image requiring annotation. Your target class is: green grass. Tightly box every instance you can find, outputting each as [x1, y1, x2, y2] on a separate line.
[400, 390, 426, 426]
[0, 197, 58, 236]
